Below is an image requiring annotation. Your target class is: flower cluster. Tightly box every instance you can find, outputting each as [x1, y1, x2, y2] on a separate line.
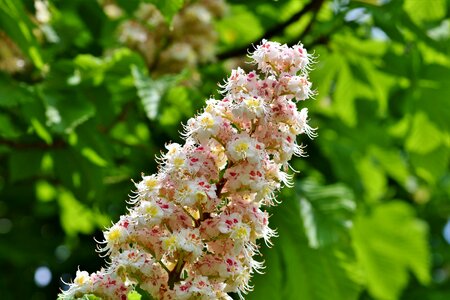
[59, 40, 316, 300]
[103, 0, 226, 75]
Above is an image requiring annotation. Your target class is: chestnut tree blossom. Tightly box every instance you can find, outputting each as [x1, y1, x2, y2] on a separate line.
[59, 39, 316, 300]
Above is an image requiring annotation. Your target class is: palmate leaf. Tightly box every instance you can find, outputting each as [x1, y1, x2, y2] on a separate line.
[250, 189, 361, 300]
[352, 201, 430, 300]
[297, 178, 356, 248]
[131, 65, 177, 121]
[57, 189, 109, 237]
[39, 88, 96, 134]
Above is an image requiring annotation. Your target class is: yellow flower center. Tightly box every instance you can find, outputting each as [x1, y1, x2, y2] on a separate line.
[195, 191, 207, 203]
[233, 225, 250, 240]
[145, 178, 158, 189]
[234, 141, 249, 154]
[245, 98, 260, 110]
[107, 227, 123, 243]
[145, 204, 159, 217]
[74, 275, 88, 285]
[200, 115, 215, 129]
[173, 157, 185, 168]
[163, 236, 178, 250]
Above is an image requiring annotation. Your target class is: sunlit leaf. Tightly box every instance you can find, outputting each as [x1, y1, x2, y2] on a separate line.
[127, 290, 142, 300]
[410, 144, 449, 185]
[403, 0, 446, 25]
[333, 61, 357, 126]
[30, 118, 53, 144]
[58, 189, 109, 236]
[297, 178, 356, 248]
[352, 201, 430, 300]
[251, 193, 362, 300]
[81, 147, 108, 167]
[369, 146, 410, 186]
[356, 155, 387, 202]
[406, 112, 443, 155]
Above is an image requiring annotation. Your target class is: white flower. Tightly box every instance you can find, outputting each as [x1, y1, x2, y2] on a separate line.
[104, 224, 128, 247]
[287, 75, 313, 100]
[295, 108, 317, 139]
[227, 134, 263, 164]
[73, 270, 90, 286]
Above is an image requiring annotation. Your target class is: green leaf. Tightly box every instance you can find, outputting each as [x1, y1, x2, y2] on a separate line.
[57, 189, 109, 237]
[73, 54, 105, 85]
[131, 65, 177, 120]
[0, 114, 21, 138]
[30, 118, 53, 144]
[9, 150, 44, 182]
[52, 146, 106, 203]
[159, 86, 193, 126]
[297, 178, 356, 248]
[0, 75, 35, 107]
[81, 147, 108, 167]
[40, 89, 96, 134]
[127, 290, 142, 300]
[406, 112, 443, 155]
[352, 202, 430, 300]
[250, 192, 362, 300]
[403, 0, 446, 25]
[35, 180, 56, 202]
[369, 146, 410, 187]
[144, 0, 185, 24]
[0, 0, 44, 70]
[333, 61, 357, 126]
[217, 5, 263, 51]
[410, 144, 449, 184]
[356, 155, 387, 202]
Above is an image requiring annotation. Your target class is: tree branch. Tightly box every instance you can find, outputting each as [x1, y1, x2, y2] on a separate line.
[0, 138, 66, 150]
[298, 0, 325, 41]
[217, 0, 324, 60]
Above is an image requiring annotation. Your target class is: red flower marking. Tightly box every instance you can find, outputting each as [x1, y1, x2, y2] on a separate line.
[180, 285, 189, 292]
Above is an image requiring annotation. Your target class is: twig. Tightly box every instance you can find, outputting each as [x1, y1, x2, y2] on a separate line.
[298, 0, 326, 41]
[217, 0, 321, 60]
[0, 138, 66, 150]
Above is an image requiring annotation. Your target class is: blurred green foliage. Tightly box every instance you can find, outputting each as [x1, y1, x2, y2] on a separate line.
[0, 0, 449, 299]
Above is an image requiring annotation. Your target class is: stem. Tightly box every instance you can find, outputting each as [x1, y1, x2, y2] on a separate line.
[168, 256, 186, 289]
[181, 206, 200, 227]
